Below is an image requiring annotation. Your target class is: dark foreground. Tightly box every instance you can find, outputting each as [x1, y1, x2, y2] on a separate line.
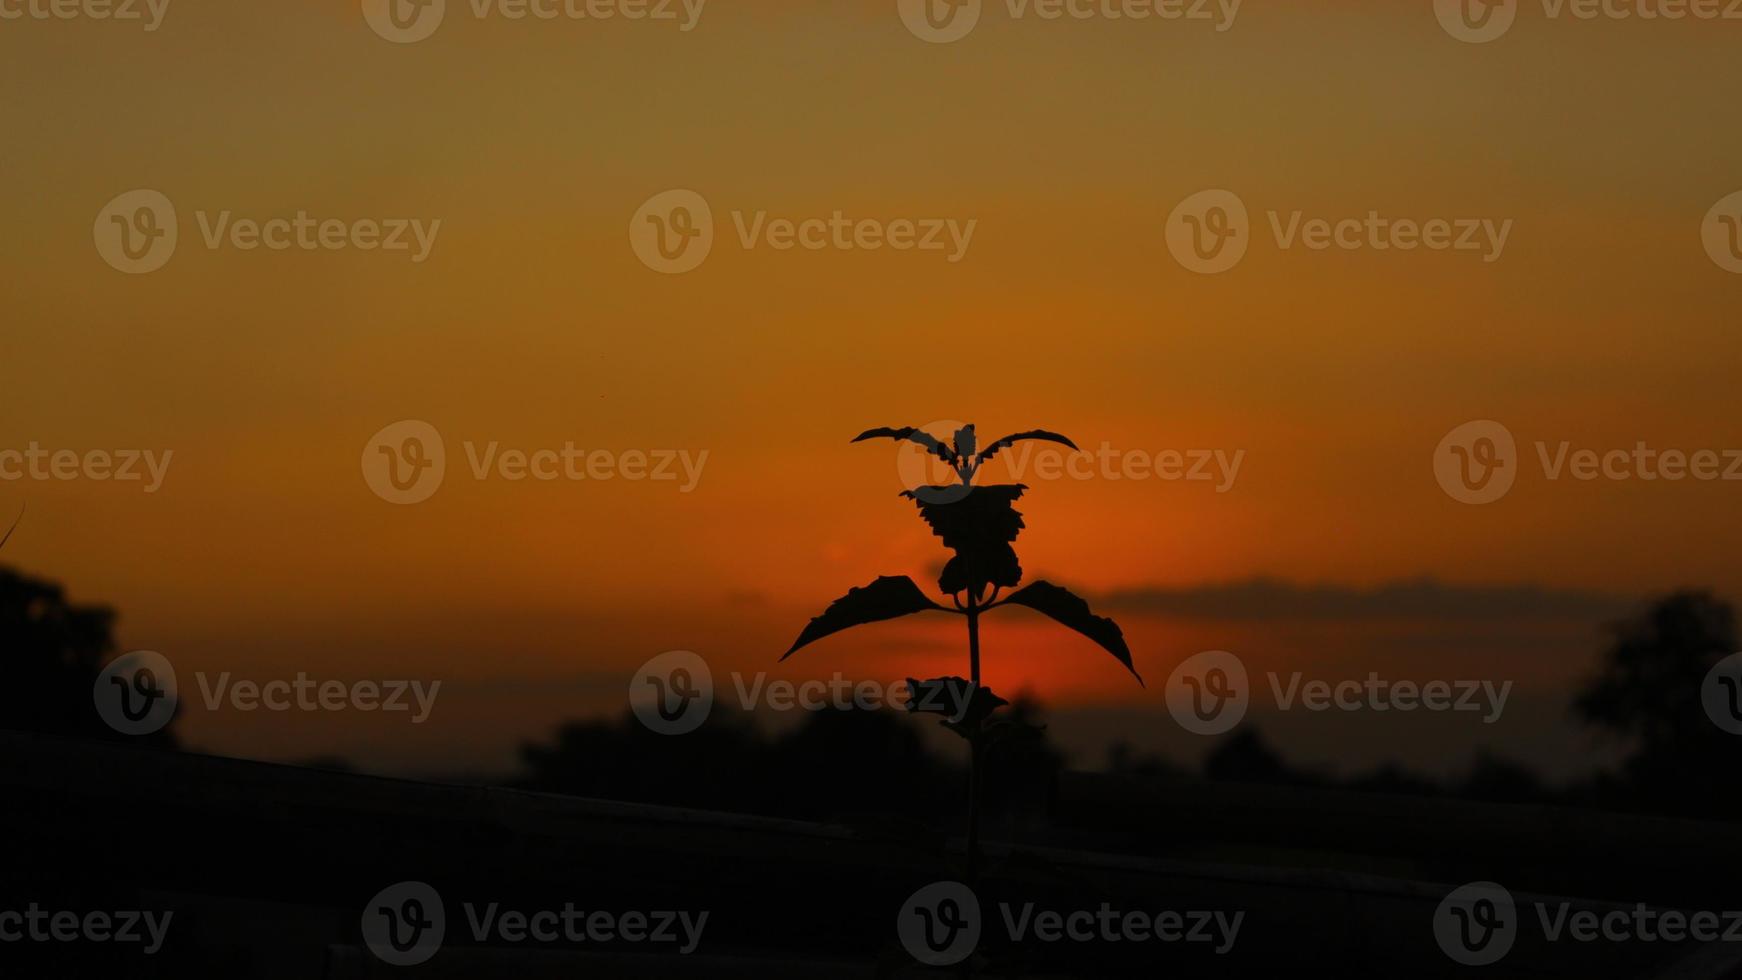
[3, 730, 1737, 978]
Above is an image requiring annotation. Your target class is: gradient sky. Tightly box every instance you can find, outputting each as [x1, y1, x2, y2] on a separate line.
[3, 1, 1739, 776]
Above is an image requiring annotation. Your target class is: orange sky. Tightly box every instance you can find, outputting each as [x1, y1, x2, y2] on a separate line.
[2, 1, 1739, 775]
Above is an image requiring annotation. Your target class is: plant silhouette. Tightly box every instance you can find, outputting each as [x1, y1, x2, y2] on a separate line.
[781, 424, 1141, 877]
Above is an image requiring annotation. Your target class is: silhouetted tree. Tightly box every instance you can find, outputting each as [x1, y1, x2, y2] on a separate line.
[518, 706, 773, 813]
[1343, 762, 1438, 797]
[1204, 729, 1315, 786]
[1105, 740, 1188, 780]
[1573, 591, 1739, 816]
[516, 706, 963, 825]
[1457, 750, 1544, 805]
[0, 558, 175, 747]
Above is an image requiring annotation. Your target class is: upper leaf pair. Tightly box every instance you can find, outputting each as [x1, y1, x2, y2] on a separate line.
[852, 424, 1077, 487]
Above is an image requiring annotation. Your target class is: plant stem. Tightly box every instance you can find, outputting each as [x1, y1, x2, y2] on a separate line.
[966, 593, 982, 686]
[965, 591, 982, 886]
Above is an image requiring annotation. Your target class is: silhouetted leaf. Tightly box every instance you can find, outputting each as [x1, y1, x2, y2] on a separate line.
[975, 429, 1078, 467]
[908, 677, 1011, 741]
[851, 426, 956, 463]
[905, 676, 1007, 724]
[1001, 581, 1142, 684]
[782, 576, 946, 659]
[938, 547, 1021, 601]
[902, 485, 1027, 601]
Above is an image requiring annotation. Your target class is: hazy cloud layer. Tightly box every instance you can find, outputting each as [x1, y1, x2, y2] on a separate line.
[1100, 577, 1628, 623]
